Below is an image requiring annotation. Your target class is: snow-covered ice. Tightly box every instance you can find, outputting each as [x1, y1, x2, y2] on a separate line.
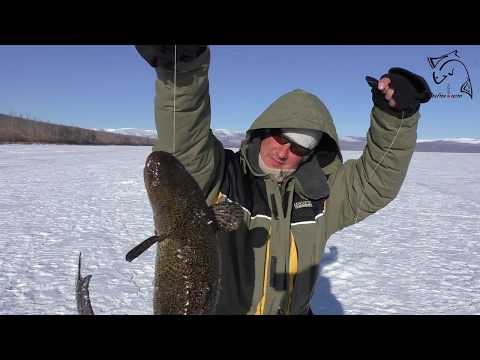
[312, 151, 480, 315]
[1, 145, 479, 314]
[0, 145, 154, 315]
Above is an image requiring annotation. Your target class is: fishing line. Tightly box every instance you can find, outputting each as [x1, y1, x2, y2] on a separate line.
[353, 109, 406, 225]
[173, 45, 177, 153]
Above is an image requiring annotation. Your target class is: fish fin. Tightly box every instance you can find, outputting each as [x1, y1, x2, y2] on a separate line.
[125, 234, 168, 262]
[211, 200, 244, 232]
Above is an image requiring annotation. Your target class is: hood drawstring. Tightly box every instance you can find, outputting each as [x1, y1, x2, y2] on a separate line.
[240, 155, 248, 175]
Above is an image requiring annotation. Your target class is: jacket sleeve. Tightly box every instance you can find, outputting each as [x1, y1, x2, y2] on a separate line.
[152, 48, 225, 205]
[325, 106, 419, 238]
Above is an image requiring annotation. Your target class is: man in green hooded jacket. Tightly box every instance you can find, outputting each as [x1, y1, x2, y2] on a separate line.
[135, 45, 432, 315]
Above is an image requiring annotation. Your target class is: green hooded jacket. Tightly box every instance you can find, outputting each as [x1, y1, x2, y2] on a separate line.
[152, 48, 419, 314]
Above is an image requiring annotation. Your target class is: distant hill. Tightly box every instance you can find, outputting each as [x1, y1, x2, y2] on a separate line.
[0, 115, 155, 146]
[415, 138, 480, 153]
[2, 116, 480, 153]
[103, 128, 480, 153]
[94, 128, 158, 139]
[337, 137, 480, 153]
[99, 128, 245, 149]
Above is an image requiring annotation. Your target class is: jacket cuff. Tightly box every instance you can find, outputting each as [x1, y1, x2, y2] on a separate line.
[372, 105, 420, 127]
[374, 100, 419, 119]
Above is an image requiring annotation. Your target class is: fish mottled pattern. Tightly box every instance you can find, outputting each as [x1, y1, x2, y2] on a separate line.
[145, 151, 222, 314]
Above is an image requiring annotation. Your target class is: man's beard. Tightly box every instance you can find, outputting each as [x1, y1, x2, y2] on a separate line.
[258, 154, 296, 183]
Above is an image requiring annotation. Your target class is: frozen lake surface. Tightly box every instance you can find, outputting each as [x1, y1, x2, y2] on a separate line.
[1, 144, 479, 314]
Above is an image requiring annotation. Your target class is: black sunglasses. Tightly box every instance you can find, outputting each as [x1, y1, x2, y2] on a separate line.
[269, 130, 313, 157]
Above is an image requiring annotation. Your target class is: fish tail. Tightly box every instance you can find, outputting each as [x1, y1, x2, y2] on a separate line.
[76, 252, 95, 315]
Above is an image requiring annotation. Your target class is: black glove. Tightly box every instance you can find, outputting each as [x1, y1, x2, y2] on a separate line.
[135, 45, 207, 71]
[371, 67, 432, 118]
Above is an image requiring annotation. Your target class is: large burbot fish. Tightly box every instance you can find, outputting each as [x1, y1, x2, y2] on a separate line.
[126, 151, 243, 315]
[75, 151, 243, 315]
[76, 151, 243, 315]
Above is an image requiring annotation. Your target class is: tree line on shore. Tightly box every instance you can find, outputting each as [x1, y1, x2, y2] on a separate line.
[0, 114, 155, 146]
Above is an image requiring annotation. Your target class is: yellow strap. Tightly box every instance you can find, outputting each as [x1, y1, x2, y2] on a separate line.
[215, 192, 226, 205]
[287, 232, 298, 314]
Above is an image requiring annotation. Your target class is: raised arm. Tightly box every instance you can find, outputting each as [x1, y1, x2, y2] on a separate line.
[325, 67, 432, 238]
[136, 45, 225, 205]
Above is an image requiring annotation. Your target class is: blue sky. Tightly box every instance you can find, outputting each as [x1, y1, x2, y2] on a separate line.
[0, 45, 478, 139]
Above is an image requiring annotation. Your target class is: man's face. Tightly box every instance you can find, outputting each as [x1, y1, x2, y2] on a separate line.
[259, 135, 305, 170]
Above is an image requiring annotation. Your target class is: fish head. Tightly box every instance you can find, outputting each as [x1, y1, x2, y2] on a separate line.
[144, 151, 208, 234]
[144, 151, 185, 188]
